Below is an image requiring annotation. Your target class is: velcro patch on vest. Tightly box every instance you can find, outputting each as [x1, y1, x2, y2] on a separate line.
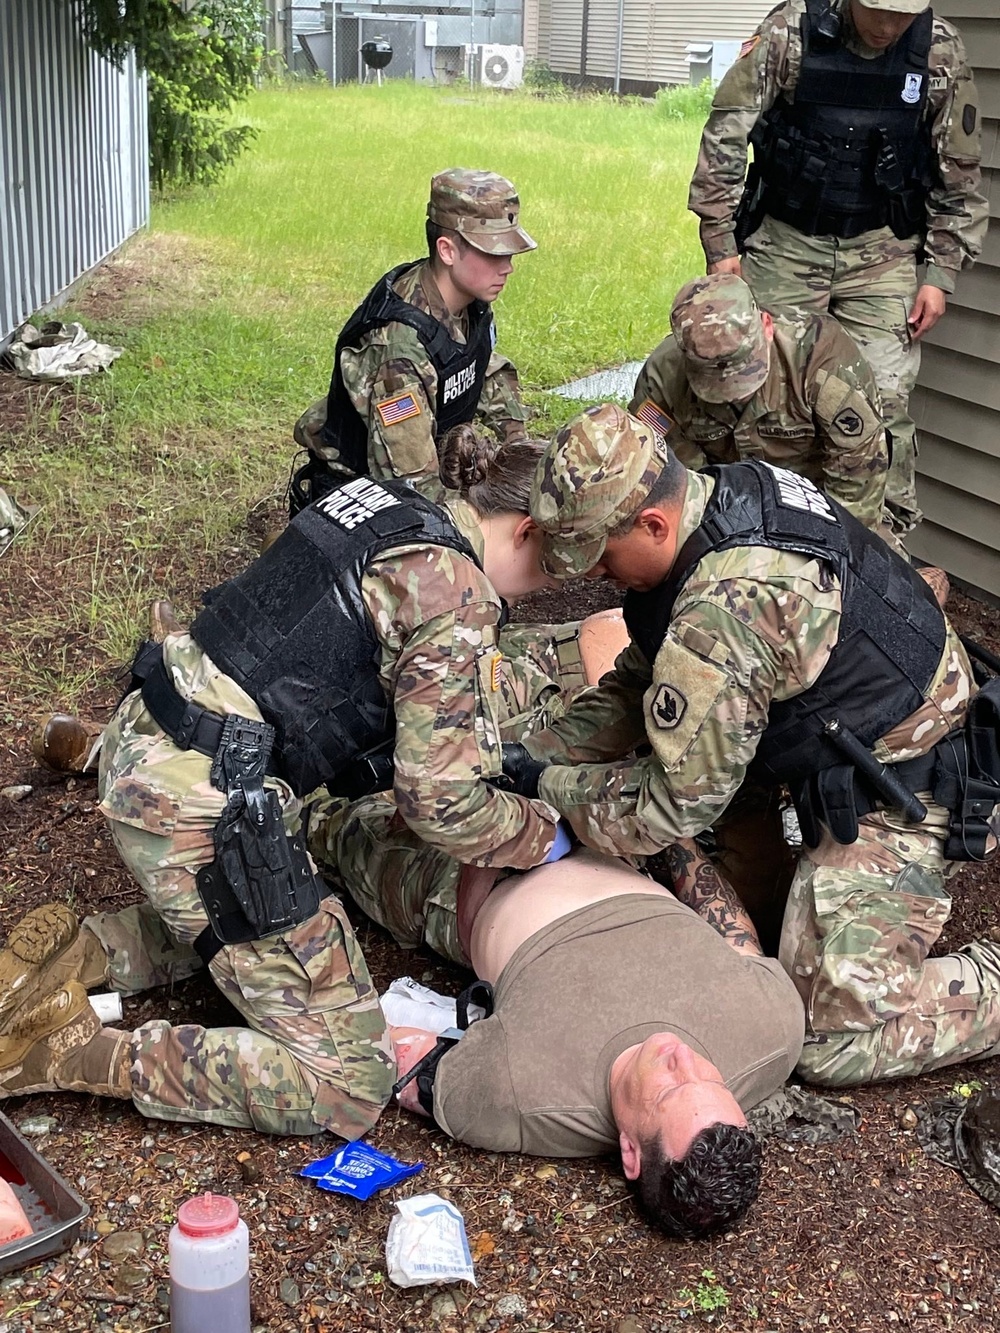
[316, 476, 401, 530]
[763, 463, 836, 523]
[901, 73, 923, 105]
[650, 683, 687, 730]
[634, 399, 674, 440]
[442, 362, 479, 405]
[376, 392, 422, 427]
[833, 407, 864, 437]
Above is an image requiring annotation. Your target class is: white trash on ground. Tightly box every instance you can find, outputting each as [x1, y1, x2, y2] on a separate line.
[5, 321, 123, 381]
[380, 977, 484, 1035]
[385, 1192, 476, 1288]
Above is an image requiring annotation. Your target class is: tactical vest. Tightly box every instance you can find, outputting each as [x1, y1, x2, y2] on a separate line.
[752, 0, 935, 239]
[622, 461, 946, 787]
[319, 260, 496, 474]
[191, 477, 481, 797]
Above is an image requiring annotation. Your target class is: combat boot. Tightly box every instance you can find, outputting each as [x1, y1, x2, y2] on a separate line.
[0, 983, 100, 1096]
[31, 713, 103, 773]
[149, 598, 182, 642]
[0, 904, 109, 1034]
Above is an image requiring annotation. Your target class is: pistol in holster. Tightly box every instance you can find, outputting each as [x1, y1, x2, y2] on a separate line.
[196, 714, 322, 947]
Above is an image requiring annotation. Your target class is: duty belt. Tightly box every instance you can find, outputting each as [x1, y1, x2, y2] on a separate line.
[140, 654, 281, 776]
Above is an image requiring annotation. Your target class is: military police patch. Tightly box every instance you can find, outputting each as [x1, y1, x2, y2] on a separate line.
[650, 683, 687, 730]
[834, 407, 864, 436]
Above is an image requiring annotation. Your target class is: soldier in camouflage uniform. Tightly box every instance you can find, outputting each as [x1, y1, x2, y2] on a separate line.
[492, 402, 1000, 1087]
[631, 274, 890, 532]
[292, 169, 534, 508]
[0, 434, 624, 1126]
[688, 0, 987, 535]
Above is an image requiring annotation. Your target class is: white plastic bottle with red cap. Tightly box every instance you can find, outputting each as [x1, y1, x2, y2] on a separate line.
[169, 1192, 251, 1333]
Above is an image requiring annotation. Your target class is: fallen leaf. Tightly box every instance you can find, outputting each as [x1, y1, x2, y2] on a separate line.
[472, 1231, 496, 1261]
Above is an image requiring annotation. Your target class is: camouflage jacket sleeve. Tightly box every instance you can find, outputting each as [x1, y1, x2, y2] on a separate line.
[688, 5, 799, 266]
[537, 552, 842, 856]
[524, 641, 654, 763]
[803, 322, 888, 529]
[475, 349, 530, 443]
[629, 339, 709, 471]
[363, 547, 562, 868]
[922, 19, 987, 291]
[340, 323, 448, 503]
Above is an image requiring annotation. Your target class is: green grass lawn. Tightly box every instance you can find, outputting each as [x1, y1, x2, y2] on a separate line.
[5, 83, 705, 704]
[98, 82, 705, 434]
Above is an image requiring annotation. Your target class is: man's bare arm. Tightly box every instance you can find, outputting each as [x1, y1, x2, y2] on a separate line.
[660, 838, 762, 956]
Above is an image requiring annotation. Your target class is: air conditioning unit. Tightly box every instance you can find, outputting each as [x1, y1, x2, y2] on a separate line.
[477, 44, 525, 90]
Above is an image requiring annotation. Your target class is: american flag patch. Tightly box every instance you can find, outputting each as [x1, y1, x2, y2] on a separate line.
[634, 398, 674, 439]
[376, 392, 422, 428]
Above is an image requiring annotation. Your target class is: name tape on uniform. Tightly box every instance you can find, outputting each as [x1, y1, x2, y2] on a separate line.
[317, 476, 401, 530]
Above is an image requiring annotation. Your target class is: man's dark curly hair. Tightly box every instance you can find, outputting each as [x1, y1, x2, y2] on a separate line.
[626, 1122, 762, 1239]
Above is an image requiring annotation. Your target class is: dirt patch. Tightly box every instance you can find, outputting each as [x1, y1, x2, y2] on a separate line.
[69, 232, 225, 331]
[4, 331, 1000, 1332]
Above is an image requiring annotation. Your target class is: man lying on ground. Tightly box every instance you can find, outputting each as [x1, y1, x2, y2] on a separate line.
[390, 844, 805, 1239]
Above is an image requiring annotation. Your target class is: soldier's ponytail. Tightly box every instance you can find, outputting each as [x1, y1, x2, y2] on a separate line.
[437, 424, 544, 516]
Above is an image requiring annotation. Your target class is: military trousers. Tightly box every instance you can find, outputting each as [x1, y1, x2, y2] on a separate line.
[307, 619, 592, 965]
[742, 215, 922, 534]
[94, 697, 395, 1139]
[779, 801, 1000, 1086]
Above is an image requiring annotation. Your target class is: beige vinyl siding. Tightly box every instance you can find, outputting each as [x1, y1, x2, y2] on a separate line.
[524, 0, 540, 59]
[546, 0, 583, 73]
[908, 1, 1000, 598]
[533, 0, 774, 89]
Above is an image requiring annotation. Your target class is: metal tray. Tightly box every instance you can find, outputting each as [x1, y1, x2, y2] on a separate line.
[0, 1109, 89, 1274]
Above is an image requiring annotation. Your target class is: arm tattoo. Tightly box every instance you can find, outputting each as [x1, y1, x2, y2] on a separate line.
[664, 843, 762, 956]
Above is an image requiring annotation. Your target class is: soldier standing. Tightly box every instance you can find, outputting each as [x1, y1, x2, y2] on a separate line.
[688, 0, 986, 536]
[631, 274, 890, 532]
[291, 169, 535, 510]
[496, 403, 1000, 1088]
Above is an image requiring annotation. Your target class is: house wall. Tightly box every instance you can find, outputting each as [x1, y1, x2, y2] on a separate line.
[908, 0, 1000, 599]
[528, 0, 773, 88]
[0, 0, 149, 342]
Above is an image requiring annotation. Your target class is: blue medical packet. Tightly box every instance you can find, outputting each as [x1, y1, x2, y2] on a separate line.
[301, 1141, 424, 1201]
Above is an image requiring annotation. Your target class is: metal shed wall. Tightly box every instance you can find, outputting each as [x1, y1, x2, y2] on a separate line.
[528, 0, 773, 87]
[0, 0, 149, 343]
[908, 0, 1000, 599]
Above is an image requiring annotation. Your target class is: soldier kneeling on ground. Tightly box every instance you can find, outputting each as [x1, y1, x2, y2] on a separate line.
[290, 168, 535, 513]
[632, 273, 893, 538]
[497, 404, 1000, 1089]
[0, 425, 626, 1136]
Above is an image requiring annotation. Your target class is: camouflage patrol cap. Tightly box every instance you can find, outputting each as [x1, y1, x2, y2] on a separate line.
[670, 274, 770, 404]
[531, 403, 669, 580]
[428, 168, 536, 256]
[855, 0, 928, 11]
